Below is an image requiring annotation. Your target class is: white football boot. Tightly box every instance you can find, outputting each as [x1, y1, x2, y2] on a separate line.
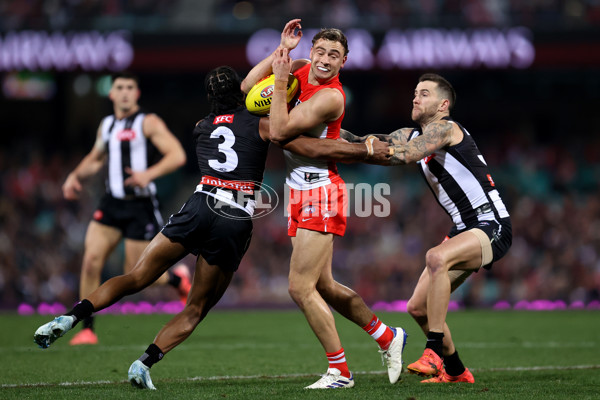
[304, 368, 354, 389]
[128, 360, 157, 390]
[379, 327, 408, 384]
[34, 315, 76, 349]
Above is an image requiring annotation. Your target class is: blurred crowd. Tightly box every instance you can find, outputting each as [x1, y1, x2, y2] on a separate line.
[1, 0, 599, 311]
[1, 0, 600, 32]
[214, 0, 600, 32]
[1, 135, 599, 310]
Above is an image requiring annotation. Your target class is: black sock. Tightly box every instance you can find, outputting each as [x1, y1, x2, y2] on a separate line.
[167, 271, 181, 288]
[65, 299, 95, 326]
[82, 316, 94, 331]
[425, 331, 444, 358]
[444, 350, 466, 376]
[139, 344, 164, 368]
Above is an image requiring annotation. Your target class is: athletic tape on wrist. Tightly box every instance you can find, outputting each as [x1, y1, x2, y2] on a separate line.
[365, 135, 376, 158]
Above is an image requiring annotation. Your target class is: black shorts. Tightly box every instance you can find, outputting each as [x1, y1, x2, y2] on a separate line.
[161, 192, 253, 271]
[93, 194, 163, 241]
[448, 217, 512, 270]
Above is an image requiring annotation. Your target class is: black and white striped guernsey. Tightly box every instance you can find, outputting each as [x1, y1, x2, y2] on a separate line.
[408, 117, 510, 230]
[100, 111, 159, 199]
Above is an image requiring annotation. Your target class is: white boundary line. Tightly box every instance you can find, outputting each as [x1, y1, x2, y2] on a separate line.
[2, 364, 599, 389]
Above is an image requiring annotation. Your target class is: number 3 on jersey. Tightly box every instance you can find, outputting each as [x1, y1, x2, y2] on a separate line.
[208, 126, 238, 172]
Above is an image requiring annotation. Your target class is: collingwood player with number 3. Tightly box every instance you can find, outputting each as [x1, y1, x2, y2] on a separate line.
[341, 73, 512, 384]
[34, 66, 391, 390]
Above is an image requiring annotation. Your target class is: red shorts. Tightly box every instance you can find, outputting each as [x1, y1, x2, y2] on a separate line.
[287, 178, 347, 237]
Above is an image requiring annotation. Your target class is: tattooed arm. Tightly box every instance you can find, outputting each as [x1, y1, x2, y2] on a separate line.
[339, 129, 394, 143]
[388, 120, 455, 165]
[339, 129, 366, 143]
[340, 128, 412, 145]
[341, 121, 456, 165]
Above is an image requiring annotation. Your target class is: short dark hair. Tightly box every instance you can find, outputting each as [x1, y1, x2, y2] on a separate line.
[205, 66, 244, 114]
[419, 73, 456, 110]
[312, 28, 349, 56]
[111, 71, 139, 85]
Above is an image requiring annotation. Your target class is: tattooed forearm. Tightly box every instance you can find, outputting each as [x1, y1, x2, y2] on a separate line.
[365, 134, 390, 143]
[340, 128, 412, 146]
[387, 128, 411, 146]
[363, 129, 411, 146]
[339, 129, 364, 143]
[387, 146, 409, 165]
[386, 122, 452, 165]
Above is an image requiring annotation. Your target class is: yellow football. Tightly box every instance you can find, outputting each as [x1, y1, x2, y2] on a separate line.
[245, 73, 299, 116]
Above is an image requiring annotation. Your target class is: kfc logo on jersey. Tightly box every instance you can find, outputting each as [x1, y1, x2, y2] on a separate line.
[213, 114, 234, 124]
[116, 129, 136, 141]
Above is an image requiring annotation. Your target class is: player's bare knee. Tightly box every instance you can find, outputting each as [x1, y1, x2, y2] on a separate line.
[287, 285, 302, 304]
[125, 268, 155, 291]
[406, 297, 427, 321]
[288, 283, 312, 307]
[425, 248, 447, 274]
[81, 254, 103, 275]
[181, 303, 205, 323]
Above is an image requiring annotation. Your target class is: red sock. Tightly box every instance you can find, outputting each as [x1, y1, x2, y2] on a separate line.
[362, 314, 394, 350]
[326, 348, 351, 378]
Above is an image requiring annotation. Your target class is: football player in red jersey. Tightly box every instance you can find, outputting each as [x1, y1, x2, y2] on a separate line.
[242, 19, 407, 389]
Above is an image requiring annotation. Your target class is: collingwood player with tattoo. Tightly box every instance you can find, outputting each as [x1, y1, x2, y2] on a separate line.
[341, 73, 512, 384]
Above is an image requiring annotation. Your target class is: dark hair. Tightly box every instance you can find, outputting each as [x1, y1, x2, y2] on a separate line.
[111, 71, 139, 85]
[418, 73, 456, 110]
[205, 66, 244, 114]
[312, 28, 349, 56]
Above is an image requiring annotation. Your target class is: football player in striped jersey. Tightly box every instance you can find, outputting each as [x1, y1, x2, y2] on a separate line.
[341, 73, 512, 384]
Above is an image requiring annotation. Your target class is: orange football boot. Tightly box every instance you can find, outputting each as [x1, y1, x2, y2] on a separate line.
[421, 368, 475, 383]
[407, 348, 443, 376]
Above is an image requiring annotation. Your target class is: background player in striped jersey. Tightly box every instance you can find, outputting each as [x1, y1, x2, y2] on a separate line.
[242, 19, 407, 389]
[62, 72, 189, 345]
[34, 65, 392, 390]
[341, 73, 512, 383]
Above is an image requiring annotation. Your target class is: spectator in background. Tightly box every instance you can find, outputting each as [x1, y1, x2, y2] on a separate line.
[61, 71, 189, 346]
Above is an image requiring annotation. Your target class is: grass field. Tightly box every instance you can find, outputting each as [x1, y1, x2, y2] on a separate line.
[2, 309, 599, 399]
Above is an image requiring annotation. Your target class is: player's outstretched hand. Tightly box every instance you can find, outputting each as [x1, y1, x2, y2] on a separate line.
[280, 19, 302, 50]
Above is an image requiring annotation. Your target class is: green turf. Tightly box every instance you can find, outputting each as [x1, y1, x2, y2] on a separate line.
[2, 310, 599, 399]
